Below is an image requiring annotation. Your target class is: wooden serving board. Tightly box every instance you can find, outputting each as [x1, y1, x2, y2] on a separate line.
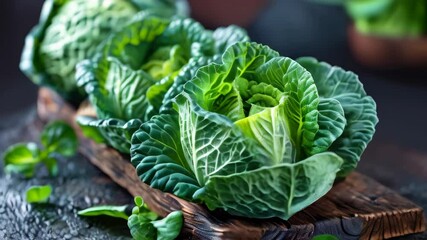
[37, 88, 426, 240]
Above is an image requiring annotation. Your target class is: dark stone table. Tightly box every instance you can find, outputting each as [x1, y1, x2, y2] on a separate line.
[0, 108, 133, 239]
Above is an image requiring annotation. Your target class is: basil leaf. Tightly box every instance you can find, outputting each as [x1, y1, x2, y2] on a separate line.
[3, 143, 39, 178]
[25, 185, 52, 203]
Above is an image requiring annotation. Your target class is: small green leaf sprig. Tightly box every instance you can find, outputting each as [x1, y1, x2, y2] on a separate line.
[3, 121, 78, 178]
[25, 185, 52, 203]
[128, 196, 183, 240]
[313, 234, 340, 240]
[78, 196, 183, 240]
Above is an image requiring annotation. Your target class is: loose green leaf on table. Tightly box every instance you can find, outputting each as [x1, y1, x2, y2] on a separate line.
[25, 185, 52, 203]
[77, 196, 183, 240]
[3, 143, 39, 178]
[78, 205, 130, 220]
[128, 196, 182, 240]
[312, 234, 340, 240]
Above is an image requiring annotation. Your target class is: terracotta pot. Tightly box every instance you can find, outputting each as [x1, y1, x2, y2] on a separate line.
[348, 25, 427, 69]
[187, 0, 269, 28]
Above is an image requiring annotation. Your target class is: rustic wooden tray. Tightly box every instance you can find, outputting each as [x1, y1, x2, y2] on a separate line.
[37, 88, 426, 240]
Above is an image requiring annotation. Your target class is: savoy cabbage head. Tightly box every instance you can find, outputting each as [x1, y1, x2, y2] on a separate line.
[76, 15, 250, 153]
[20, 0, 186, 103]
[130, 42, 378, 219]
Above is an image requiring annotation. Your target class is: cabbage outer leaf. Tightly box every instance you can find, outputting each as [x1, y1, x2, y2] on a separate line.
[131, 112, 200, 200]
[77, 57, 155, 121]
[194, 152, 343, 220]
[310, 98, 346, 155]
[297, 57, 378, 176]
[77, 116, 142, 154]
[212, 25, 250, 53]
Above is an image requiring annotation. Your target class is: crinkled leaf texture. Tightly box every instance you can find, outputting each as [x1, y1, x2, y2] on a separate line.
[194, 152, 343, 219]
[77, 16, 250, 153]
[76, 16, 214, 121]
[174, 94, 262, 186]
[160, 56, 218, 112]
[19, 0, 184, 102]
[309, 98, 346, 155]
[131, 112, 201, 200]
[20, 0, 136, 102]
[297, 57, 378, 176]
[77, 116, 142, 154]
[212, 25, 251, 54]
[131, 42, 347, 219]
[77, 56, 156, 122]
[159, 24, 249, 112]
[184, 42, 320, 160]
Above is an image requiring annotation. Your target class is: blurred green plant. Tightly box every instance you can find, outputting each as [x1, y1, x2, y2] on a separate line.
[312, 234, 340, 240]
[2, 121, 77, 178]
[314, 0, 427, 37]
[25, 185, 52, 203]
[78, 196, 183, 240]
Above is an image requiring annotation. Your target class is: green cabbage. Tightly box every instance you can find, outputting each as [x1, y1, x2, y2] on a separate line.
[315, 0, 427, 37]
[130, 42, 378, 219]
[20, 0, 186, 103]
[76, 15, 250, 153]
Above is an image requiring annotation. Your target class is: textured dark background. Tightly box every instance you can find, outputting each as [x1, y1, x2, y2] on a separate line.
[0, 0, 426, 239]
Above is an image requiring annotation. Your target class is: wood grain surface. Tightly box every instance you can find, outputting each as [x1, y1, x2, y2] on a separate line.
[37, 88, 426, 240]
